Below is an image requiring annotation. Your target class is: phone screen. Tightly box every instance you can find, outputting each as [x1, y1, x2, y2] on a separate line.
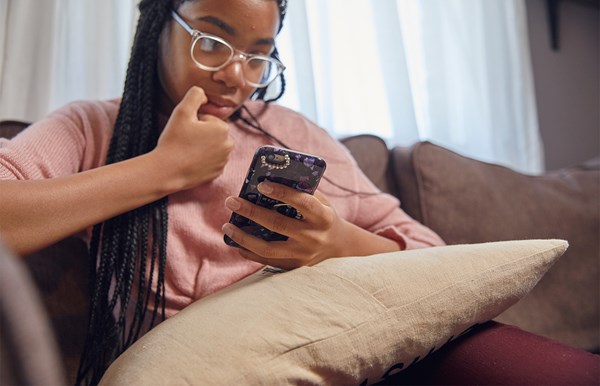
[224, 146, 327, 246]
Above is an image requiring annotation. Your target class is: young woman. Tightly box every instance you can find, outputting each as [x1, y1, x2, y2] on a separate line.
[2, 1, 597, 385]
[0, 0, 444, 383]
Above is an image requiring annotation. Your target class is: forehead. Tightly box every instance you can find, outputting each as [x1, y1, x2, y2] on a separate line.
[178, 0, 280, 37]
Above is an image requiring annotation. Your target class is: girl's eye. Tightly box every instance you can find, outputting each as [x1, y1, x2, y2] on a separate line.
[198, 37, 229, 53]
[199, 38, 215, 52]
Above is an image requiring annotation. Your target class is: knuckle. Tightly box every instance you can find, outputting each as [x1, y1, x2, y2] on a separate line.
[317, 233, 329, 247]
[244, 203, 257, 219]
[301, 194, 318, 213]
[229, 226, 242, 243]
[308, 229, 327, 248]
[224, 139, 234, 153]
[271, 215, 288, 234]
[190, 86, 207, 102]
[322, 209, 336, 227]
[216, 124, 230, 138]
[189, 85, 203, 95]
[273, 186, 286, 200]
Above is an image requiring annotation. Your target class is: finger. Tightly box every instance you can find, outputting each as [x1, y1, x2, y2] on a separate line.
[197, 113, 226, 123]
[257, 182, 321, 221]
[173, 86, 208, 118]
[222, 223, 289, 259]
[238, 248, 303, 271]
[224, 196, 302, 238]
[237, 248, 270, 265]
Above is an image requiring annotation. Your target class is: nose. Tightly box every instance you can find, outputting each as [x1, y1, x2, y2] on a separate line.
[212, 56, 247, 89]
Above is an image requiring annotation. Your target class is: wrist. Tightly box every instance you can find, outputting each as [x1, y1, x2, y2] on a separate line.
[336, 220, 401, 257]
[139, 150, 187, 196]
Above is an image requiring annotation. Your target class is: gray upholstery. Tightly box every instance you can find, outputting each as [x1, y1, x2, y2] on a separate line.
[342, 139, 600, 351]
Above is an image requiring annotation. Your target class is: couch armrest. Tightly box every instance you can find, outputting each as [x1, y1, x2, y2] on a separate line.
[339, 134, 398, 196]
[388, 144, 424, 223]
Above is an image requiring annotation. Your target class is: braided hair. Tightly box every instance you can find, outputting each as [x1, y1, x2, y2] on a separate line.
[75, 0, 288, 384]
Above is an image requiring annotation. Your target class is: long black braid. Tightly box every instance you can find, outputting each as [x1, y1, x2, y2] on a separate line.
[75, 0, 288, 385]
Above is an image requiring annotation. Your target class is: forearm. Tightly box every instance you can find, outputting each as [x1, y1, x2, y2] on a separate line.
[0, 152, 181, 256]
[334, 220, 402, 258]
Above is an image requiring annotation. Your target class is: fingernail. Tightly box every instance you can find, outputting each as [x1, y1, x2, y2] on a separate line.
[222, 224, 233, 236]
[258, 182, 273, 194]
[225, 197, 241, 211]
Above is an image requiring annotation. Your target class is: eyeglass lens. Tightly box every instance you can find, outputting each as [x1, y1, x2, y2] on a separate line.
[193, 36, 279, 86]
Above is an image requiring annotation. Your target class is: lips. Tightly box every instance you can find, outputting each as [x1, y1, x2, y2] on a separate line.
[199, 95, 240, 120]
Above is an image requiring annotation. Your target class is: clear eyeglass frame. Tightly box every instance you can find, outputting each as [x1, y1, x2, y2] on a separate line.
[171, 11, 285, 88]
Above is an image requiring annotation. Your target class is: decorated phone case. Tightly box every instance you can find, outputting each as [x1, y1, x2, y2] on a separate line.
[224, 146, 327, 247]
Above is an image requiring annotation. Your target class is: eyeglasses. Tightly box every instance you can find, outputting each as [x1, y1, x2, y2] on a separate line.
[171, 11, 285, 88]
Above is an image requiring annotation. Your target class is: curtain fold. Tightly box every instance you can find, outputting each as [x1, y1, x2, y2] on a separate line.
[278, 0, 543, 173]
[0, 0, 59, 122]
[0, 0, 136, 123]
[0, 0, 543, 172]
[49, 1, 136, 114]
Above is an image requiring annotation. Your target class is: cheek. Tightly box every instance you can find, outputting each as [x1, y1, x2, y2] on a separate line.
[157, 30, 182, 106]
[157, 30, 206, 107]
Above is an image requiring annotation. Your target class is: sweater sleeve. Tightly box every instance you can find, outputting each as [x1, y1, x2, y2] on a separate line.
[0, 100, 118, 180]
[330, 147, 446, 250]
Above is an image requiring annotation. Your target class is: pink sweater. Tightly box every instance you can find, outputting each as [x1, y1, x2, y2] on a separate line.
[0, 99, 444, 316]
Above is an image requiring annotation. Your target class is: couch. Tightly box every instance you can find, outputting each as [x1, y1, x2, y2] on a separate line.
[341, 134, 599, 354]
[1, 121, 598, 384]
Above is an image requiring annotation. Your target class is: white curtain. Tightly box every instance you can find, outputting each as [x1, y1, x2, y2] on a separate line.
[0, 0, 137, 122]
[0, 0, 543, 173]
[276, 0, 543, 173]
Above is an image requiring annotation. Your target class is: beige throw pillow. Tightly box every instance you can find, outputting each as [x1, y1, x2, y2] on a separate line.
[100, 239, 567, 386]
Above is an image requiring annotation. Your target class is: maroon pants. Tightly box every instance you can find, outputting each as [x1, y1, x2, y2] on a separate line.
[382, 321, 599, 385]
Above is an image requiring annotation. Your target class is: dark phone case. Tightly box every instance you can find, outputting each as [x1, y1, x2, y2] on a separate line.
[224, 146, 327, 247]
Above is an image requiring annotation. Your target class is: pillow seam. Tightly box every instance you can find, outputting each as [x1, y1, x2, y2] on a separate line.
[372, 242, 563, 309]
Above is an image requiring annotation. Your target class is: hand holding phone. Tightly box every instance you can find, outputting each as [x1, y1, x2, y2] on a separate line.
[224, 146, 327, 247]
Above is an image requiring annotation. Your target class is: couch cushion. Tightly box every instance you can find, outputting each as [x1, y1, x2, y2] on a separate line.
[391, 141, 600, 350]
[389, 144, 423, 222]
[0, 120, 29, 139]
[24, 238, 90, 385]
[100, 239, 566, 385]
[0, 239, 66, 385]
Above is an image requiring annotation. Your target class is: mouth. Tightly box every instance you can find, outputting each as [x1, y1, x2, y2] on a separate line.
[198, 96, 240, 120]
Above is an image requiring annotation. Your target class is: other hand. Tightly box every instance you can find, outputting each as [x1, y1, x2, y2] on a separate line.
[153, 86, 233, 191]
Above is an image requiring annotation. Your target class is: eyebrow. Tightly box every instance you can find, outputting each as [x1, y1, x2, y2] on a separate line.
[196, 16, 235, 36]
[196, 16, 275, 47]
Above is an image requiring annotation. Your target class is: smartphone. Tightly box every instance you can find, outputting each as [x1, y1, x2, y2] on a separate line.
[224, 146, 327, 247]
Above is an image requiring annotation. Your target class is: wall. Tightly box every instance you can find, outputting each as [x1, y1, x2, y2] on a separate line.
[525, 0, 599, 170]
